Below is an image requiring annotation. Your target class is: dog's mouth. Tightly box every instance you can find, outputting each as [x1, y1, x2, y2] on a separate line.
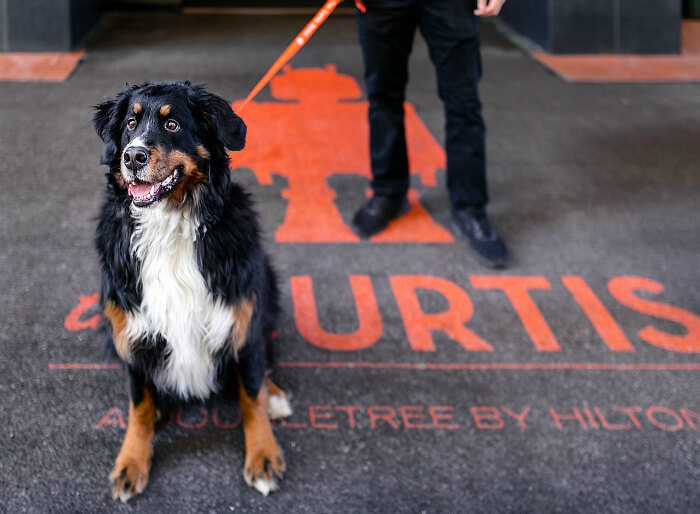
[127, 167, 182, 207]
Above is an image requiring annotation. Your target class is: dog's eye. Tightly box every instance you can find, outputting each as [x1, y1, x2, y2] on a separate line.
[127, 118, 137, 130]
[165, 120, 180, 132]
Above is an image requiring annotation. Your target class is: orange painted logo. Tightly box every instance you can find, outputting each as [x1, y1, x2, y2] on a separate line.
[232, 64, 453, 243]
[64, 293, 100, 331]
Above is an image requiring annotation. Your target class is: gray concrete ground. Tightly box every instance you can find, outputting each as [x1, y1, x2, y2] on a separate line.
[1, 11, 699, 513]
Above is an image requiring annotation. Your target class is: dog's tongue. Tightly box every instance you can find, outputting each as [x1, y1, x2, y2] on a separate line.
[128, 182, 154, 198]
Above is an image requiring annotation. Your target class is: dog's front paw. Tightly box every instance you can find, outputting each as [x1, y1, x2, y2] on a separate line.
[243, 442, 285, 496]
[110, 455, 150, 503]
[267, 384, 292, 420]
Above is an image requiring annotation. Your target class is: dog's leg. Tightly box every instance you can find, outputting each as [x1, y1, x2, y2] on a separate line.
[110, 369, 156, 502]
[265, 378, 293, 420]
[238, 378, 285, 496]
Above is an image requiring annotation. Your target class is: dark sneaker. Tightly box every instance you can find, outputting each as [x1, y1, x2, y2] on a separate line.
[351, 195, 410, 238]
[450, 207, 508, 268]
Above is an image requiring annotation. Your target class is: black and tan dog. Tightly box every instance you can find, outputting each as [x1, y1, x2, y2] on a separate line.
[93, 82, 290, 501]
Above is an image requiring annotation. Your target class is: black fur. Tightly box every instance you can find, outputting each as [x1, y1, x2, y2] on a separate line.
[93, 82, 279, 404]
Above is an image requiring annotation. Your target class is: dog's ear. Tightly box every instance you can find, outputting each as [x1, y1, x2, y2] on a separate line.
[190, 86, 247, 151]
[93, 89, 132, 165]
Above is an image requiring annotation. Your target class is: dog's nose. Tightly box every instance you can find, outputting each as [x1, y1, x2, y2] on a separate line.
[123, 147, 150, 171]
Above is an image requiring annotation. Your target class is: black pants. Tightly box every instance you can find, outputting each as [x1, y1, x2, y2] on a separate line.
[357, 0, 487, 208]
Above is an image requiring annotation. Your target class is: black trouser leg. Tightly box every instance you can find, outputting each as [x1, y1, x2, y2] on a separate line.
[419, 0, 488, 209]
[357, 0, 419, 198]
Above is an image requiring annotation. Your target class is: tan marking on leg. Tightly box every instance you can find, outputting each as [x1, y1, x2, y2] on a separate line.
[110, 389, 156, 503]
[196, 145, 210, 160]
[133, 103, 141, 114]
[159, 104, 171, 117]
[266, 379, 286, 398]
[239, 379, 285, 495]
[231, 295, 257, 355]
[266, 378, 293, 420]
[104, 302, 131, 362]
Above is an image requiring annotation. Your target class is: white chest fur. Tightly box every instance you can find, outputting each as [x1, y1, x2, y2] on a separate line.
[125, 204, 233, 400]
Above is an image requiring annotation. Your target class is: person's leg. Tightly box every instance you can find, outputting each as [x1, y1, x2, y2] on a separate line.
[352, 0, 419, 237]
[358, 0, 418, 197]
[418, 0, 486, 208]
[419, 1, 507, 267]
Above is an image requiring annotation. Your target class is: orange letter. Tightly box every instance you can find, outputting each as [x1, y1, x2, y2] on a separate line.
[608, 276, 700, 353]
[502, 407, 531, 429]
[615, 406, 642, 429]
[368, 407, 399, 429]
[291, 275, 382, 351]
[471, 407, 504, 429]
[177, 407, 208, 429]
[562, 276, 634, 352]
[400, 406, 431, 429]
[389, 275, 492, 352]
[429, 406, 460, 429]
[65, 293, 101, 331]
[679, 408, 700, 430]
[212, 408, 241, 429]
[471, 276, 560, 351]
[309, 406, 337, 429]
[335, 406, 363, 429]
[96, 407, 126, 429]
[593, 407, 630, 430]
[550, 407, 587, 430]
[646, 407, 683, 431]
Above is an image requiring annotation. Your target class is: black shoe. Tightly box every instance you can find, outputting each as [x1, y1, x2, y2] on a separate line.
[351, 195, 410, 238]
[450, 207, 508, 268]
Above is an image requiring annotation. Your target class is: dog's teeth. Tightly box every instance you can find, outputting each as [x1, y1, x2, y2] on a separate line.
[150, 185, 156, 195]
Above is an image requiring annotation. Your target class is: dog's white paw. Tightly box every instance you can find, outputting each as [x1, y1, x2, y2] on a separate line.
[242, 440, 285, 496]
[110, 456, 150, 503]
[244, 472, 279, 496]
[268, 392, 293, 420]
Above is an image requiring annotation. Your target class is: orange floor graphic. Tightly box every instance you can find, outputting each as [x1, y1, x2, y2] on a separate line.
[232, 64, 451, 243]
[532, 21, 700, 83]
[0, 51, 84, 82]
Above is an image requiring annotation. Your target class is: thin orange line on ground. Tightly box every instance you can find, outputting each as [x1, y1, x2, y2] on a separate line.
[0, 51, 84, 82]
[48, 362, 700, 371]
[276, 362, 700, 370]
[532, 21, 700, 83]
[48, 363, 120, 370]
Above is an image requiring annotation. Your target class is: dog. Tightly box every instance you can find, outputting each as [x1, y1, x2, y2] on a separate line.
[92, 82, 290, 501]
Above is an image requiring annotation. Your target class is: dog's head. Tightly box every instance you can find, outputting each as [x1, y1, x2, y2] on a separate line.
[93, 82, 246, 208]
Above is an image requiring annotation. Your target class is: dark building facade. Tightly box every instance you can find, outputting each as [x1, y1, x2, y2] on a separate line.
[500, 0, 682, 54]
[0, 0, 684, 53]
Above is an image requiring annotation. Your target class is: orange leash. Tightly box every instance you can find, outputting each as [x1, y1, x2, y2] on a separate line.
[237, 0, 366, 112]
